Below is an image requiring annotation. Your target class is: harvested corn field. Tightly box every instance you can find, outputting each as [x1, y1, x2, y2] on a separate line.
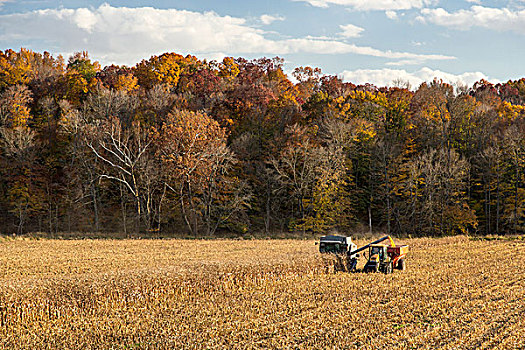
[0, 236, 524, 349]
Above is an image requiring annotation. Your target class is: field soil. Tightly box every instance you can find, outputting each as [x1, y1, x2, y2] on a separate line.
[0, 236, 524, 349]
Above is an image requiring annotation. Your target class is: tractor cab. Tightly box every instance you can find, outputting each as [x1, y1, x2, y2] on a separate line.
[370, 244, 387, 262]
[319, 235, 357, 256]
[364, 244, 391, 273]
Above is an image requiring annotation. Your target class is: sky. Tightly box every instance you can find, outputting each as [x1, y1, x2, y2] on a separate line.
[0, 0, 524, 88]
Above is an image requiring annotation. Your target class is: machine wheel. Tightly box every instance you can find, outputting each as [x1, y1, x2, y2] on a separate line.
[347, 258, 358, 273]
[385, 262, 393, 274]
[364, 264, 374, 273]
[398, 259, 406, 271]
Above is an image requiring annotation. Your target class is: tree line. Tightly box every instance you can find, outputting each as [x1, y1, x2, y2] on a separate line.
[1, 48, 524, 236]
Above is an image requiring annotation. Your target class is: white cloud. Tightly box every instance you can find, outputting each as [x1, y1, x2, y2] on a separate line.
[294, 0, 436, 11]
[0, 0, 12, 9]
[341, 67, 493, 88]
[282, 39, 453, 63]
[418, 6, 525, 34]
[304, 35, 335, 40]
[386, 59, 423, 66]
[339, 23, 364, 37]
[73, 8, 98, 32]
[385, 10, 398, 19]
[260, 14, 285, 25]
[0, 4, 454, 66]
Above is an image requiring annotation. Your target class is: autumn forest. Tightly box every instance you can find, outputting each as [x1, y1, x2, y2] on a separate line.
[1, 48, 524, 237]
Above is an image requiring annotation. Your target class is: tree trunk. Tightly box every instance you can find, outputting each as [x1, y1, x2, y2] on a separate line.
[119, 183, 127, 236]
[368, 204, 372, 234]
[180, 194, 193, 236]
[496, 170, 500, 235]
[48, 201, 53, 235]
[157, 183, 166, 233]
[91, 183, 99, 232]
[484, 181, 489, 235]
[384, 157, 391, 235]
[265, 188, 271, 234]
[55, 204, 59, 234]
[515, 157, 519, 235]
[131, 173, 141, 234]
[487, 181, 491, 235]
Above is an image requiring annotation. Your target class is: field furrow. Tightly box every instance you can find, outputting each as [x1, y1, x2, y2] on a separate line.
[0, 235, 524, 349]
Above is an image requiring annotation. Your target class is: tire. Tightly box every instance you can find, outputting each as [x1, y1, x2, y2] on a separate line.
[398, 259, 406, 271]
[347, 258, 358, 273]
[385, 262, 393, 274]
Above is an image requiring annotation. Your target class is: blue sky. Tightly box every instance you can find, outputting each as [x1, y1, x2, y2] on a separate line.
[1, 0, 524, 87]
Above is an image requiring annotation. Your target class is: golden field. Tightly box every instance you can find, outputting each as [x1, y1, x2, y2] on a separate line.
[0, 236, 524, 349]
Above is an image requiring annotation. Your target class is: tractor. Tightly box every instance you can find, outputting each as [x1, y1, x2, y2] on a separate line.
[362, 244, 408, 274]
[318, 235, 408, 274]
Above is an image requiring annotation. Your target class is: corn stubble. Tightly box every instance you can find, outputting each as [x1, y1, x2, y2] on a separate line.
[0, 237, 523, 349]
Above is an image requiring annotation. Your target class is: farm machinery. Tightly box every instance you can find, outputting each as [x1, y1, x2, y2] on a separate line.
[318, 235, 408, 274]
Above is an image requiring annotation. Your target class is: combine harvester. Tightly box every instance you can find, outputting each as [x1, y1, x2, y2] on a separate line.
[318, 235, 408, 274]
